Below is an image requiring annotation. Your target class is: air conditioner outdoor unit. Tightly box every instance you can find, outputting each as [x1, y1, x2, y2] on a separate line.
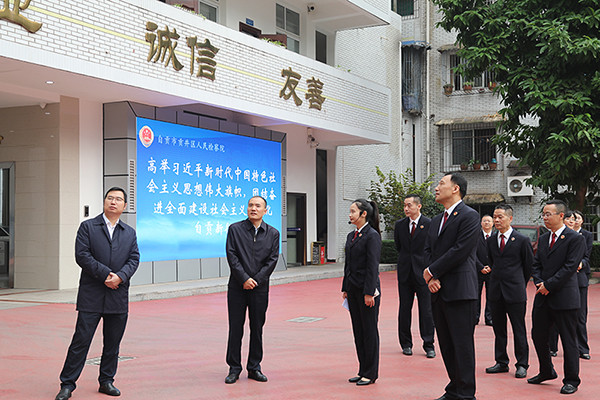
[507, 176, 534, 197]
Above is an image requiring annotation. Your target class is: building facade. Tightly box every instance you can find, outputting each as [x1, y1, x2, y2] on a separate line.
[0, 0, 398, 289]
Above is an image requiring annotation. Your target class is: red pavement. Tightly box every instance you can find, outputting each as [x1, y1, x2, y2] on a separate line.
[1, 271, 599, 399]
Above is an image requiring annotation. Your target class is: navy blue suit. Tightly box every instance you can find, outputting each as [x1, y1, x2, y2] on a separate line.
[475, 232, 493, 324]
[60, 214, 140, 391]
[531, 227, 585, 387]
[487, 230, 533, 369]
[394, 215, 434, 352]
[424, 201, 480, 400]
[342, 223, 381, 381]
[576, 229, 593, 355]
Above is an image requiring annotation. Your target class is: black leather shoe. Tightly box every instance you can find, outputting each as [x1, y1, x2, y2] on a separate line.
[356, 378, 376, 386]
[527, 372, 558, 384]
[485, 363, 509, 374]
[98, 382, 121, 396]
[560, 384, 578, 394]
[248, 370, 268, 382]
[225, 373, 239, 384]
[550, 351, 558, 357]
[515, 366, 527, 378]
[348, 376, 361, 383]
[402, 347, 413, 356]
[426, 349, 436, 358]
[55, 388, 72, 400]
[580, 353, 591, 360]
[434, 394, 456, 400]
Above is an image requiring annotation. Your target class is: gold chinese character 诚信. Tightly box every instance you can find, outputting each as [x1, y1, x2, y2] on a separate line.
[187, 37, 220, 80]
[306, 77, 325, 110]
[145, 22, 184, 71]
[0, 0, 42, 33]
[279, 67, 302, 106]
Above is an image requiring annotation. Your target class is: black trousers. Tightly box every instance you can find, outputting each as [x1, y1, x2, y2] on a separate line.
[59, 311, 128, 390]
[398, 271, 435, 351]
[432, 298, 477, 400]
[346, 283, 380, 380]
[476, 274, 492, 324]
[549, 287, 590, 356]
[489, 295, 528, 368]
[226, 286, 269, 375]
[531, 302, 580, 387]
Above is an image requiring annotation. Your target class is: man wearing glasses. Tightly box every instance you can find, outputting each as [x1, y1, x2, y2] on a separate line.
[55, 187, 140, 400]
[528, 200, 585, 395]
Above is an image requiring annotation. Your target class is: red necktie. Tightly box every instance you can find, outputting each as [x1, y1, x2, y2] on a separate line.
[550, 233, 556, 250]
[352, 230, 358, 242]
[485, 234, 489, 240]
[442, 212, 449, 229]
[411, 222, 416, 237]
[500, 234, 505, 252]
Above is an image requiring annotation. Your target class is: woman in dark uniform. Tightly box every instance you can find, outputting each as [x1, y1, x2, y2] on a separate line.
[342, 199, 382, 386]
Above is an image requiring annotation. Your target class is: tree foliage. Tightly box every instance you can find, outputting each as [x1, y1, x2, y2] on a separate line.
[433, 0, 600, 210]
[368, 167, 443, 232]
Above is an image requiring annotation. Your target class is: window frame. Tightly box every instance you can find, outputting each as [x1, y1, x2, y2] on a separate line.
[276, 3, 301, 54]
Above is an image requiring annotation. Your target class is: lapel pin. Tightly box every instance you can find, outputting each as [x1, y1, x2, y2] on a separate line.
[560, 235, 565, 239]
[511, 237, 515, 241]
[359, 233, 362, 237]
[420, 225, 424, 229]
[453, 212, 458, 216]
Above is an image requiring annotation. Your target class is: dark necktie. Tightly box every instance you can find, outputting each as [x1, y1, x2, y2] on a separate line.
[352, 230, 358, 242]
[411, 222, 416, 237]
[550, 233, 556, 250]
[500, 234, 505, 252]
[485, 234, 489, 240]
[442, 212, 449, 229]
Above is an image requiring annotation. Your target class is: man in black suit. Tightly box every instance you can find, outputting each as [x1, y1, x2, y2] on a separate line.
[225, 196, 280, 384]
[572, 210, 593, 360]
[484, 204, 533, 379]
[394, 194, 435, 358]
[528, 200, 585, 395]
[55, 187, 140, 400]
[423, 173, 480, 400]
[476, 215, 494, 326]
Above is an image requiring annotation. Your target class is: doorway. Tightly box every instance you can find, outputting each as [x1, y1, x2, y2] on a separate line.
[286, 193, 306, 266]
[0, 162, 15, 288]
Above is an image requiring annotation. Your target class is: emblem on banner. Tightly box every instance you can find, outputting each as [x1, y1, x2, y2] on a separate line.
[139, 126, 154, 148]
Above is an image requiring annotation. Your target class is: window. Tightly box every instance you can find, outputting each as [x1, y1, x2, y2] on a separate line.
[402, 47, 423, 113]
[582, 204, 599, 241]
[315, 31, 327, 64]
[199, 1, 217, 22]
[276, 4, 300, 53]
[440, 123, 498, 171]
[450, 54, 495, 89]
[392, 0, 414, 17]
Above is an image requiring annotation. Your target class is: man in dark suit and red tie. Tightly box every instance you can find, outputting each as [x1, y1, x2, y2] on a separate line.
[423, 173, 480, 400]
[528, 200, 585, 395]
[476, 215, 494, 326]
[484, 204, 533, 379]
[572, 210, 593, 360]
[394, 194, 435, 358]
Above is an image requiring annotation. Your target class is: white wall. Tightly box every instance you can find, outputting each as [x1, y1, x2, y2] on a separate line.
[79, 100, 103, 221]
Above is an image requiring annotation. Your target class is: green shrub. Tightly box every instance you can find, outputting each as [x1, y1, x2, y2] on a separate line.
[381, 239, 398, 264]
[590, 242, 600, 271]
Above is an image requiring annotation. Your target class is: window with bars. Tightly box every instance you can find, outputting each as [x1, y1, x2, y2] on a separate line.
[449, 54, 495, 89]
[392, 0, 415, 16]
[276, 4, 300, 53]
[402, 47, 423, 112]
[582, 205, 599, 241]
[441, 125, 497, 170]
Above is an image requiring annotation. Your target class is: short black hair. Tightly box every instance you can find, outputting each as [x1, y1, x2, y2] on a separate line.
[104, 187, 127, 203]
[444, 172, 468, 198]
[404, 194, 422, 205]
[546, 199, 567, 215]
[494, 204, 513, 217]
[249, 195, 267, 207]
[573, 210, 584, 220]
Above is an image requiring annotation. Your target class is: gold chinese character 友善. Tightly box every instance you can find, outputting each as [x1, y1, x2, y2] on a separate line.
[306, 77, 325, 110]
[0, 0, 42, 33]
[187, 37, 220, 80]
[145, 22, 184, 71]
[279, 67, 303, 106]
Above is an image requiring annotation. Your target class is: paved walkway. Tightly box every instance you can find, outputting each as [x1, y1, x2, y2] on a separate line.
[1, 266, 599, 399]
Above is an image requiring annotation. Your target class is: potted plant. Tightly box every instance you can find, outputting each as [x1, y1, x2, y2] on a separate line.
[489, 158, 497, 170]
[460, 163, 468, 171]
[463, 81, 473, 90]
[488, 82, 498, 89]
[473, 159, 481, 170]
[443, 84, 453, 95]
